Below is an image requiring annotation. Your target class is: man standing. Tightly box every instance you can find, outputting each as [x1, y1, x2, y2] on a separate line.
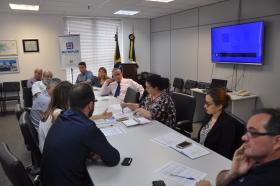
[27, 68, 43, 88]
[30, 78, 61, 131]
[41, 83, 120, 186]
[100, 68, 144, 100]
[32, 70, 53, 98]
[75, 62, 94, 85]
[196, 108, 280, 186]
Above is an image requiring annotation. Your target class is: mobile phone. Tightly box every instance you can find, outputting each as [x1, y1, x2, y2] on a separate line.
[176, 141, 192, 149]
[116, 117, 129, 122]
[121, 157, 132, 166]
[152, 180, 166, 186]
[101, 94, 109, 97]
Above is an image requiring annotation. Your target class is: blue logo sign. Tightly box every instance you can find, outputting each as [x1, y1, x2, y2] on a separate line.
[66, 42, 74, 49]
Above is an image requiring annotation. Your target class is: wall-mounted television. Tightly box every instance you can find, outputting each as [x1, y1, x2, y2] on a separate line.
[211, 21, 264, 65]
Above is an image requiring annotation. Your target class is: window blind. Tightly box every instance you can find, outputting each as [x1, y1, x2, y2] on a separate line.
[63, 17, 122, 82]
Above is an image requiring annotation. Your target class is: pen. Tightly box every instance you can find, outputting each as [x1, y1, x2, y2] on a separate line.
[98, 124, 113, 128]
[133, 118, 141, 124]
[170, 174, 195, 180]
[121, 101, 124, 114]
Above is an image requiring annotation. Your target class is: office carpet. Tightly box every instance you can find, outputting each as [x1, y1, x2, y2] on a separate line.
[0, 111, 201, 186]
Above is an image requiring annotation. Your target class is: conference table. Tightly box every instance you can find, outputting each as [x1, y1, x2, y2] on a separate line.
[86, 90, 231, 186]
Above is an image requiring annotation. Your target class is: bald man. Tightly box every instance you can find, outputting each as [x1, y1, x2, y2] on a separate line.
[27, 68, 43, 88]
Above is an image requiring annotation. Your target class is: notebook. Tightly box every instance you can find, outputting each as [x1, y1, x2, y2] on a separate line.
[122, 117, 152, 127]
[169, 143, 211, 159]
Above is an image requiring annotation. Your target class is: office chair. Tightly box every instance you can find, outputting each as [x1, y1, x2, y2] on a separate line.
[123, 87, 140, 103]
[0, 143, 40, 186]
[22, 87, 33, 112]
[169, 78, 184, 96]
[19, 111, 41, 175]
[0, 83, 3, 117]
[2, 82, 21, 116]
[197, 82, 210, 89]
[171, 92, 196, 137]
[21, 80, 28, 89]
[15, 104, 24, 121]
[184, 80, 198, 95]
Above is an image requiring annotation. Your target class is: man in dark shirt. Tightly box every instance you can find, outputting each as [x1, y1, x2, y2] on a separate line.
[196, 108, 280, 186]
[40, 83, 120, 186]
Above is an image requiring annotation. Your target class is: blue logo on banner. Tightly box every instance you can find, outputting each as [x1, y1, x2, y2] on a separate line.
[66, 42, 74, 49]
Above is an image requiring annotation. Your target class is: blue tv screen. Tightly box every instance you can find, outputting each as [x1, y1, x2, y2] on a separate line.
[211, 21, 264, 65]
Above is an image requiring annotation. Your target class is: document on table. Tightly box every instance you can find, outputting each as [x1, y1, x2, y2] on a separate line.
[170, 143, 211, 159]
[110, 104, 122, 110]
[155, 161, 207, 186]
[114, 108, 134, 120]
[151, 133, 187, 147]
[100, 127, 126, 136]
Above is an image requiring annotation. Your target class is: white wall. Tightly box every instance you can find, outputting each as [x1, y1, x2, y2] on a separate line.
[150, 0, 280, 109]
[122, 18, 150, 73]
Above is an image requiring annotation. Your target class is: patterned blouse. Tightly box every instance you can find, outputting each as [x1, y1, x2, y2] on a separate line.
[139, 92, 176, 128]
[199, 120, 211, 145]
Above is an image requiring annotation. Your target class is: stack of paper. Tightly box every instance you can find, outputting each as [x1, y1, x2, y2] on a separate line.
[169, 143, 211, 159]
[122, 117, 152, 127]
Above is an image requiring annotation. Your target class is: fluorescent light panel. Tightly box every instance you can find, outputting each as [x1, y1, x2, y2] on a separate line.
[9, 4, 39, 11]
[114, 10, 140, 15]
[145, 0, 174, 2]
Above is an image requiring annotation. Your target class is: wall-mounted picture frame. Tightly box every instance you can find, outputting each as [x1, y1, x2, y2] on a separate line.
[0, 57, 20, 74]
[0, 40, 18, 56]
[22, 39, 39, 52]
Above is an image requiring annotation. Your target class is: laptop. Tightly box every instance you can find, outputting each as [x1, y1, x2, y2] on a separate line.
[202, 79, 228, 92]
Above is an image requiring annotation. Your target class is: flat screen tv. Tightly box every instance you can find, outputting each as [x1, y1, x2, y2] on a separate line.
[211, 21, 264, 65]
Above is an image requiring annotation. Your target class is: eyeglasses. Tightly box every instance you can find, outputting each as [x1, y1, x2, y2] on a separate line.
[113, 73, 121, 77]
[245, 129, 279, 139]
[204, 100, 215, 107]
[44, 75, 53, 79]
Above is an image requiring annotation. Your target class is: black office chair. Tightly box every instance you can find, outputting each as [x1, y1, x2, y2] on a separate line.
[171, 92, 196, 137]
[19, 111, 41, 174]
[22, 87, 33, 112]
[0, 143, 39, 186]
[123, 87, 141, 103]
[197, 81, 210, 89]
[184, 80, 198, 95]
[2, 82, 21, 116]
[169, 78, 184, 95]
[15, 104, 24, 121]
[0, 83, 3, 117]
[21, 80, 28, 89]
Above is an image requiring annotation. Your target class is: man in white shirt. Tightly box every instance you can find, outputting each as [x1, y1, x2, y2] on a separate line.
[100, 68, 144, 101]
[32, 70, 53, 98]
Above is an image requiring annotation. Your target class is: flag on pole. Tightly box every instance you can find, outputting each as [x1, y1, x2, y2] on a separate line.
[129, 34, 136, 62]
[114, 33, 122, 70]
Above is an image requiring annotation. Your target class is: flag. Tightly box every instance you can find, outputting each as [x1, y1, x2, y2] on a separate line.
[128, 34, 136, 62]
[114, 34, 122, 69]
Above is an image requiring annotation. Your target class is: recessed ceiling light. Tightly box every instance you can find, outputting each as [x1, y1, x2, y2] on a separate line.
[9, 4, 39, 11]
[145, 0, 174, 2]
[114, 10, 140, 15]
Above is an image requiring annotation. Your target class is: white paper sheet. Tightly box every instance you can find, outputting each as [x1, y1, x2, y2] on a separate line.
[100, 127, 127, 136]
[151, 133, 187, 147]
[170, 143, 211, 159]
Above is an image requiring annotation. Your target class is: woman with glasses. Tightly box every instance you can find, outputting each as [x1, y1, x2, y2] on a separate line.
[93, 67, 109, 87]
[121, 74, 176, 128]
[197, 87, 239, 160]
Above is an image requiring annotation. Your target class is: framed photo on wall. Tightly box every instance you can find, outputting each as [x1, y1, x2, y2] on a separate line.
[22, 39, 39, 52]
[0, 57, 20, 74]
[0, 40, 18, 56]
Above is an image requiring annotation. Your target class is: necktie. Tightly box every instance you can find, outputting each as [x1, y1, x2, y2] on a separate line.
[114, 82, 120, 97]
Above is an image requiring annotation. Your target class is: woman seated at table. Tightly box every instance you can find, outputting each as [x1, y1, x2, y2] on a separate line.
[93, 67, 109, 87]
[39, 81, 113, 152]
[198, 87, 239, 159]
[121, 74, 176, 128]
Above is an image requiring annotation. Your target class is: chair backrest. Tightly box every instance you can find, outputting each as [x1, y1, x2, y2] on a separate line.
[172, 78, 184, 93]
[19, 111, 41, 168]
[21, 80, 28, 89]
[227, 111, 246, 159]
[3, 82, 20, 92]
[23, 87, 33, 108]
[0, 143, 34, 186]
[171, 92, 196, 133]
[197, 82, 210, 89]
[184, 80, 198, 95]
[124, 87, 140, 103]
[15, 104, 24, 121]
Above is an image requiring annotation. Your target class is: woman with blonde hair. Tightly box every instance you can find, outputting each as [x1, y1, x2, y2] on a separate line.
[93, 67, 109, 87]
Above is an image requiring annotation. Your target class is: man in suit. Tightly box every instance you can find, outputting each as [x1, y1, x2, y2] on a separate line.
[41, 83, 120, 186]
[100, 68, 144, 101]
[196, 108, 280, 186]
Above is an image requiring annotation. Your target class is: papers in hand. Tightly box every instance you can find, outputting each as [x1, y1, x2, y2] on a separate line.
[122, 117, 152, 127]
[169, 143, 211, 159]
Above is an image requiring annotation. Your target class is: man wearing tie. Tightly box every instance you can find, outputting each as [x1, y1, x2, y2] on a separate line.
[100, 68, 144, 100]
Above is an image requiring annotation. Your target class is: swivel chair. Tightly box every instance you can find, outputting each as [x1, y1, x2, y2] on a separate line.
[124, 87, 140, 103]
[184, 80, 198, 95]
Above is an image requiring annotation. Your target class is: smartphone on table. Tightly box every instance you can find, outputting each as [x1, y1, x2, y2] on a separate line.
[176, 141, 192, 149]
[152, 180, 166, 186]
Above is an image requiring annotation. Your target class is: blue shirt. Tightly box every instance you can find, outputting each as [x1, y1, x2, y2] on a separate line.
[75, 70, 95, 85]
[40, 108, 120, 186]
[30, 90, 50, 131]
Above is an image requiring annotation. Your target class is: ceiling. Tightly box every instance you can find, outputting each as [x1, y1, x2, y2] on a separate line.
[0, 0, 226, 19]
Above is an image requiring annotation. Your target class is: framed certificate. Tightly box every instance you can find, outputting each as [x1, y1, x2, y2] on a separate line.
[22, 39, 39, 52]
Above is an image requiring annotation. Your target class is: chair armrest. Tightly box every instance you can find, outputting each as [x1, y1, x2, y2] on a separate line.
[176, 120, 191, 127]
[30, 167, 40, 175]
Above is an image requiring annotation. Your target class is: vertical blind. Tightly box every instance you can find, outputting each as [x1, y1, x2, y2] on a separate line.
[63, 17, 122, 82]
